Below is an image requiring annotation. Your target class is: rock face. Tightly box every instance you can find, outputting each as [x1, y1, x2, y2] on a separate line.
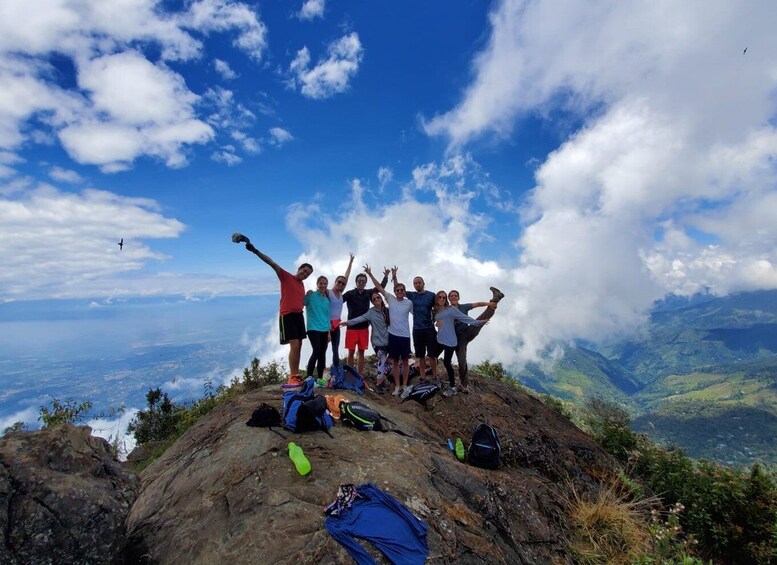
[0, 424, 138, 565]
[126, 377, 615, 564]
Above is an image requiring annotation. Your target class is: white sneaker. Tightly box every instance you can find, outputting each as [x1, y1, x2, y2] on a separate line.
[400, 384, 414, 400]
[442, 387, 458, 398]
[392, 386, 403, 396]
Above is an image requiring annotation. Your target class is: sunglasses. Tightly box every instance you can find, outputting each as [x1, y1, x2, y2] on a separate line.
[336, 280, 346, 285]
[436, 295, 447, 300]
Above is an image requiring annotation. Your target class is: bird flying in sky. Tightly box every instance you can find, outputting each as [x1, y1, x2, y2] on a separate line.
[118, 238, 124, 250]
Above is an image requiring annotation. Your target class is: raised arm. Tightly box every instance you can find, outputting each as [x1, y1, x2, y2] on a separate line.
[342, 253, 355, 285]
[364, 264, 388, 298]
[246, 243, 282, 276]
[380, 267, 390, 289]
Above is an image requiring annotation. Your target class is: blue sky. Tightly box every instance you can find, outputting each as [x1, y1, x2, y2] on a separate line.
[2, 0, 777, 367]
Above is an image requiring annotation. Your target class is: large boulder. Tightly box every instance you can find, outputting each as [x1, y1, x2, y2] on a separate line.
[126, 377, 615, 563]
[0, 424, 138, 565]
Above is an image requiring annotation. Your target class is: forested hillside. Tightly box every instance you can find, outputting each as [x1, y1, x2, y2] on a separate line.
[515, 290, 777, 467]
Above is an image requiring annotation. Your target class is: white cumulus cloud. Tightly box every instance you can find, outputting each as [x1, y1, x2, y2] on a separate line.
[298, 0, 325, 20]
[288, 32, 364, 99]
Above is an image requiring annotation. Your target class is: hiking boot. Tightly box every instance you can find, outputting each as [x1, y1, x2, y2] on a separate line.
[282, 375, 305, 389]
[392, 386, 403, 396]
[489, 286, 505, 303]
[400, 384, 414, 400]
[442, 387, 457, 398]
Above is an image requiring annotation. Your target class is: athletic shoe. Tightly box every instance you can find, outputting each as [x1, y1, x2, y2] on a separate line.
[314, 378, 328, 388]
[282, 376, 304, 388]
[400, 384, 414, 400]
[442, 387, 457, 398]
[392, 386, 403, 396]
[489, 286, 505, 303]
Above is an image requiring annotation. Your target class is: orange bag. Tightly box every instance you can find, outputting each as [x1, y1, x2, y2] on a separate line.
[325, 394, 349, 419]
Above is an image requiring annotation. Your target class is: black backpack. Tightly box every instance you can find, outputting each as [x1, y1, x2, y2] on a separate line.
[403, 381, 440, 405]
[295, 395, 333, 434]
[246, 403, 281, 428]
[339, 401, 411, 437]
[467, 423, 501, 469]
[340, 401, 385, 431]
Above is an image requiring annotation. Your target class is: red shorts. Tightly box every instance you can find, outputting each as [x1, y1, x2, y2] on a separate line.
[345, 328, 369, 351]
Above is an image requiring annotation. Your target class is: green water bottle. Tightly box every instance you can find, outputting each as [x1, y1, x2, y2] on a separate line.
[288, 442, 311, 475]
[455, 438, 466, 462]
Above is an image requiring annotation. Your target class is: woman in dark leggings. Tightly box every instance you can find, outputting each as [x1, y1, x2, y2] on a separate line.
[304, 276, 331, 379]
[448, 287, 503, 392]
[431, 291, 486, 396]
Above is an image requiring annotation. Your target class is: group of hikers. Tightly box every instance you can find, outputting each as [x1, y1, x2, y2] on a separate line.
[243, 241, 504, 398]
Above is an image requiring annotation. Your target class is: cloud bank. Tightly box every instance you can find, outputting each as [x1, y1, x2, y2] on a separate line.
[418, 0, 777, 361]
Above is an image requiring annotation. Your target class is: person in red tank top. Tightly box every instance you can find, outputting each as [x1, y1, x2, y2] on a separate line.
[243, 241, 313, 386]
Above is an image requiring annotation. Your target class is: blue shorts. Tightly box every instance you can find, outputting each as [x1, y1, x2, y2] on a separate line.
[387, 333, 411, 360]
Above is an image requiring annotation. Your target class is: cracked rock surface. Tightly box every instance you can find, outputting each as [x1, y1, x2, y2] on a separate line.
[0, 424, 138, 565]
[126, 377, 615, 564]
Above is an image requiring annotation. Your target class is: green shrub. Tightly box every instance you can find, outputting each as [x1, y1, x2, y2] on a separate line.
[38, 398, 93, 428]
[584, 398, 638, 462]
[3, 422, 27, 434]
[474, 360, 509, 380]
[585, 399, 777, 563]
[128, 388, 180, 443]
[242, 357, 286, 390]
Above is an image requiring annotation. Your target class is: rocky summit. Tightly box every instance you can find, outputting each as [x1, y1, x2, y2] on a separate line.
[0, 424, 138, 565]
[2, 375, 617, 564]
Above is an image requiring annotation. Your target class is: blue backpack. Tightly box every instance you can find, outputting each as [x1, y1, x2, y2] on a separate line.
[282, 378, 333, 434]
[329, 364, 365, 394]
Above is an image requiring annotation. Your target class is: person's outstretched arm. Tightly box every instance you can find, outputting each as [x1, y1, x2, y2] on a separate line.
[245, 243, 282, 276]
[342, 253, 355, 284]
[469, 301, 497, 310]
[380, 267, 389, 289]
[364, 264, 388, 298]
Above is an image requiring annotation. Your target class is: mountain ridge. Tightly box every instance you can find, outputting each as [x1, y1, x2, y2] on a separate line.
[514, 289, 777, 466]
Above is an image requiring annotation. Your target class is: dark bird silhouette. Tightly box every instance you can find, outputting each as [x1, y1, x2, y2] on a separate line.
[743, 47, 747, 55]
[118, 238, 124, 250]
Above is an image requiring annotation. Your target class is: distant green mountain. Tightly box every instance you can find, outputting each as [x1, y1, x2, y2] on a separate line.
[604, 290, 777, 382]
[514, 290, 777, 467]
[517, 346, 641, 406]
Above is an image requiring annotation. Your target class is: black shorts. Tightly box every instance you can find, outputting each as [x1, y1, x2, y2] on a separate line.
[413, 328, 438, 359]
[426, 336, 443, 359]
[279, 312, 306, 344]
